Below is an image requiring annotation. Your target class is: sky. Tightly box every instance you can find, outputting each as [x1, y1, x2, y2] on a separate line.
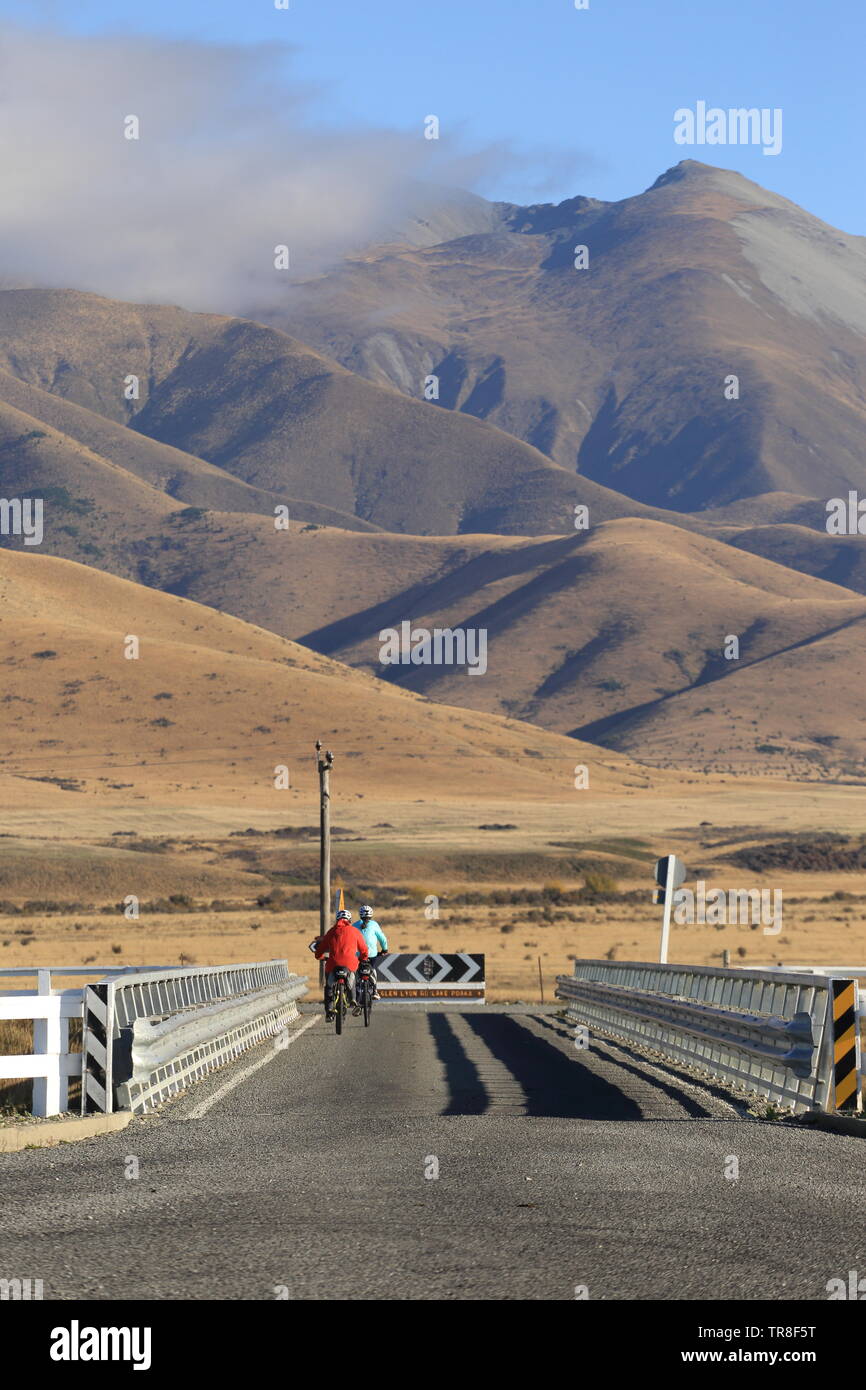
[0, 0, 861, 309]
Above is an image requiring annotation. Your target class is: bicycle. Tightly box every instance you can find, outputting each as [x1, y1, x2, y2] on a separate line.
[356, 960, 375, 1027]
[331, 967, 352, 1035]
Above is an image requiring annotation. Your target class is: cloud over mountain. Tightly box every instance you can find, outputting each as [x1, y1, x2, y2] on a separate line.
[0, 23, 595, 312]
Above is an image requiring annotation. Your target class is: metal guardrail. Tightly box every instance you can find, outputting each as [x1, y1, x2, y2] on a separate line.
[763, 965, 866, 1012]
[556, 960, 862, 1114]
[117, 979, 308, 1113]
[81, 960, 307, 1115]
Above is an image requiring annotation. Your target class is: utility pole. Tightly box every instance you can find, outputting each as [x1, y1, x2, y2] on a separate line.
[316, 741, 334, 986]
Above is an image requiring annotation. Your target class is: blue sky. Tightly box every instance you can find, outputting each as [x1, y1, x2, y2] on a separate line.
[1, 0, 862, 231]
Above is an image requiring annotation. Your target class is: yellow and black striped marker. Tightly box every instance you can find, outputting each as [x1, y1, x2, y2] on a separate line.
[832, 980, 861, 1111]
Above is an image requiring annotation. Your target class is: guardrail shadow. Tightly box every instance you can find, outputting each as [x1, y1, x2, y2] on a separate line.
[461, 1012, 643, 1119]
[428, 1011, 644, 1119]
[427, 1012, 487, 1115]
[530, 1013, 722, 1119]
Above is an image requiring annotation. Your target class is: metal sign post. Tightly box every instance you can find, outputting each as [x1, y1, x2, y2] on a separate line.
[654, 855, 686, 965]
[316, 741, 334, 987]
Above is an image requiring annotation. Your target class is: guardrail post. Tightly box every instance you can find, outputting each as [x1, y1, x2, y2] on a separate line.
[830, 978, 861, 1112]
[32, 969, 61, 1118]
[81, 982, 113, 1115]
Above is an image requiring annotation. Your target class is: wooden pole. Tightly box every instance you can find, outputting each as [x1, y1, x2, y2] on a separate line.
[537, 955, 545, 1005]
[316, 741, 333, 987]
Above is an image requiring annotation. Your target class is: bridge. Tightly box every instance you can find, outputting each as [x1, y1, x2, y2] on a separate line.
[1, 970, 864, 1300]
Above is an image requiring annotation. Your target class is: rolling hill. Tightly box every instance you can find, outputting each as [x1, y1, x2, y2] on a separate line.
[0, 547, 643, 813]
[0, 286, 667, 538]
[68, 513, 863, 778]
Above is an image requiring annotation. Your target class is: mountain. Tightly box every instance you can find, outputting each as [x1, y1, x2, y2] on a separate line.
[276, 160, 866, 512]
[0, 286, 668, 539]
[63, 513, 861, 778]
[0, 547, 643, 810]
[2, 165, 866, 782]
[284, 518, 866, 778]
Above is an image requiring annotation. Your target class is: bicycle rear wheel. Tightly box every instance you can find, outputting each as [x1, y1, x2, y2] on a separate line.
[363, 984, 372, 1027]
[335, 983, 344, 1035]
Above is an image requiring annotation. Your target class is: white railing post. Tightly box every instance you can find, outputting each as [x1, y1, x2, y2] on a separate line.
[32, 969, 62, 1117]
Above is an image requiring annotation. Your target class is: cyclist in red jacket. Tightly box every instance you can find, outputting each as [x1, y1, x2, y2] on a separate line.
[315, 910, 369, 1020]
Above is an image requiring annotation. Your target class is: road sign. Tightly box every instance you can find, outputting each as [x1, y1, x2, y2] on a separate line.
[654, 855, 687, 965]
[375, 953, 485, 1001]
[655, 856, 686, 889]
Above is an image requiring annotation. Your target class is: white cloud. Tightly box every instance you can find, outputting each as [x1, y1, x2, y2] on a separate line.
[0, 24, 597, 314]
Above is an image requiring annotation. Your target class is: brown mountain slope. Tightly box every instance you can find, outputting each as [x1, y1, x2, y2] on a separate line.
[0, 366, 377, 535]
[724, 524, 866, 597]
[589, 617, 866, 780]
[288, 519, 866, 776]
[278, 160, 866, 511]
[0, 287, 700, 537]
[0, 394, 179, 555]
[106, 515, 866, 777]
[0, 548, 642, 811]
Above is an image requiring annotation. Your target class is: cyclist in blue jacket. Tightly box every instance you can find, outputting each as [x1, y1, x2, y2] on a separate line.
[354, 904, 388, 1001]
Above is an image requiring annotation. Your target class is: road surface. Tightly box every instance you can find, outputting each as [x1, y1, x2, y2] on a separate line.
[1, 1006, 863, 1300]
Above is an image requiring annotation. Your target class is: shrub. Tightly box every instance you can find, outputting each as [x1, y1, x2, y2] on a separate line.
[583, 870, 617, 895]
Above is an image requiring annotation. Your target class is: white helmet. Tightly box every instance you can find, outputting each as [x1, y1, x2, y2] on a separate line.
[359, 904, 373, 919]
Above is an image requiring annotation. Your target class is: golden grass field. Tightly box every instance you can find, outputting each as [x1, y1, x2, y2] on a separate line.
[3, 822, 866, 996]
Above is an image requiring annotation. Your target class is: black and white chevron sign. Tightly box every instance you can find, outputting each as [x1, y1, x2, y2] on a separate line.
[374, 953, 485, 999]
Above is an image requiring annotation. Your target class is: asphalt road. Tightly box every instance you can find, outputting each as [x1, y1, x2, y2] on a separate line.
[1, 1005, 863, 1300]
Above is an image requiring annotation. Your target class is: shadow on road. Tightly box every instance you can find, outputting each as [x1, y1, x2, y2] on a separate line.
[462, 1012, 642, 1119]
[427, 1012, 488, 1115]
[530, 1013, 716, 1118]
[427, 1011, 644, 1119]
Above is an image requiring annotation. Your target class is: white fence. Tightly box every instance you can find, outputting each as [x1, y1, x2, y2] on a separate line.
[0, 967, 131, 1116]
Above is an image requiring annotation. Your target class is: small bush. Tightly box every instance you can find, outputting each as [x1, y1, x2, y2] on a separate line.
[583, 870, 618, 895]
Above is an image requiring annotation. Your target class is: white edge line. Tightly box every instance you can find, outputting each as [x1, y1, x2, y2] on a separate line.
[186, 1015, 319, 1120]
